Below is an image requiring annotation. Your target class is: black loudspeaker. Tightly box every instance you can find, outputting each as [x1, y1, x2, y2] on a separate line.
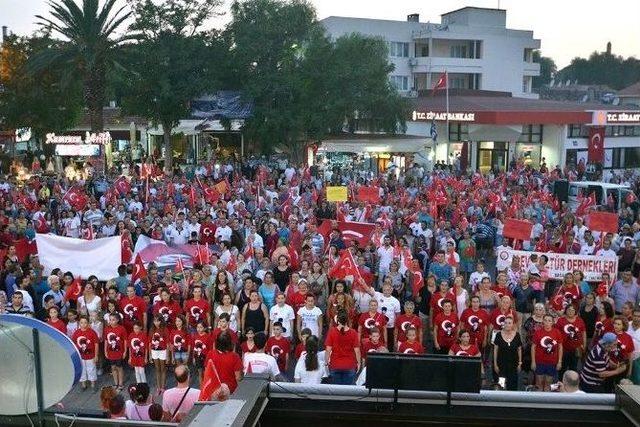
[554, 179, 569, 203]
[365, 353, 482, 393]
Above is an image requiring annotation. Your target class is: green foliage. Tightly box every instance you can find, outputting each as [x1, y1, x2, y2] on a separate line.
[532, 51, 557, 89]
[31, 0, 139, 131]
[0, 32, 82, 140]
[226, 0, 408, 160]
[117, 0, 226, 170]
[557, 51, 640, 90]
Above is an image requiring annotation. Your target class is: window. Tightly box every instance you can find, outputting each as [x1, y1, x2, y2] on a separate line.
[449, 124, 469, 141]
[417, 44, 429, 57]
[450, 45, 468, 58]
[389, 42, 409, 57]
[390, 75, 409, 91]
[450, 76, 466, 89]
[567, 124, 589, 138]
[624, 148, 640, 168]
[518, 125, 543, 143]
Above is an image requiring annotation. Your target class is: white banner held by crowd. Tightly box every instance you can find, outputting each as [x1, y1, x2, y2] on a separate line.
[35, 234, 122, 281]
[496, 248, 618, 282]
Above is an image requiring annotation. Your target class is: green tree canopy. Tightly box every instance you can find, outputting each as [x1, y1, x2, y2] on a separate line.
[0, 32, 82, 144]
[117, 0, 226, 172]
[558, 51, 640, 90]
[532, 50, 557, 89]
[31, 0, 139, 131]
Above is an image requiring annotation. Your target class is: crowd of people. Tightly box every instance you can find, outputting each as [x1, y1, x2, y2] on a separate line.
[3, 154, 640, 420]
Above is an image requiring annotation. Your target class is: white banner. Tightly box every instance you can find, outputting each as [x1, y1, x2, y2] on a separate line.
[35, 234, 122, 280]
[496, 248, 618, 282]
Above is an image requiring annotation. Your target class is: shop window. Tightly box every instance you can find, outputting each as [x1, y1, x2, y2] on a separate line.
[624, 147, 640, 168]
[448, 123, 469, 141]
[567, 124, 589, 138]
[624, 126, 637, 136]
[518, 125, 543, 143]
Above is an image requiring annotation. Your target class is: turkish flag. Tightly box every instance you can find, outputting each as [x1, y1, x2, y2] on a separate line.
[586, 212, 619, 234]
[33, 213, 49, 233]
[63, 186, 88, 211]
[131, 254, 148, 283]
[81, 225, 94, 240]
[175, 257, 185, 274]
[576, 192, 597, 216]
[114, 176, 131, 195]
[200, 222, 216, 244]
[288, 247, 300, 270]
[199, 359, 224, 401]
[503, 218, 533, 241]
[64, 276, 83, 301]
[203, 186, 221, 204]
[196, 243, 211, 265]
[140, 163, 154, 179]
[588, 127, 605, 163]
[328, 250, 361, 280]
[317, 220, 375, 247]
[14, 238, 37, 263]
[357, 186, 380, 204]
[433, 72, 448, 91]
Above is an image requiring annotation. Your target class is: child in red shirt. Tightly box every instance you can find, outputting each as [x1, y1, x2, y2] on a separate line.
[47, 306, 67, 335]
[397, 327, 424, 354]
[295, 328, 312, 359]
[103, 312, 128, 389]
[72, 315, 99, 389]
[128, 322, 148, 383]
[265, 322, 291, 372]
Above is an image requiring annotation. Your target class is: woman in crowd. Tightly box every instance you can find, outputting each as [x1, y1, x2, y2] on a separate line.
[294, 336, 327, 384]
[531, 314, 563, 391]
[125, 383, 152, 421]
[215, 293, 240, 333]
[579, 292, 599, 345]
[241, 290, 269, 336]
[556, 305, 587, 374]
[493, 316, 522, 391]
[78, 277, 101, 315]
[325, 309, 361, 385]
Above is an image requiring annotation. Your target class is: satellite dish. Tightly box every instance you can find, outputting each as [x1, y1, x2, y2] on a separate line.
[613, 98, 620, 106]
[581, 94, 589, 102]
[0, 314, 81, 416]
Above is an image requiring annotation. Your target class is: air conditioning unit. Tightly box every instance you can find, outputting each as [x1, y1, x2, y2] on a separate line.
[409, 58, 418, 66]
[408, 90, 419, 98]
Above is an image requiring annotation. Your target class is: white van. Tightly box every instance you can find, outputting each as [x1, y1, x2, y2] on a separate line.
[565, 181, 634, 212]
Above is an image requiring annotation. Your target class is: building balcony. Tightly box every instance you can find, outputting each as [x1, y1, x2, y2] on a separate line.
[523, 62, 541, 76]
[409, 56, 483, 73]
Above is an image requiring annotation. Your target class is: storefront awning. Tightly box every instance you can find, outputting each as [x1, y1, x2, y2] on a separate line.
[147, 120, 204, 136]
[319, 137, 430, 153]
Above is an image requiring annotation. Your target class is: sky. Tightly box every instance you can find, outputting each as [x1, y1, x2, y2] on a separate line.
[2, 0, 639, 69]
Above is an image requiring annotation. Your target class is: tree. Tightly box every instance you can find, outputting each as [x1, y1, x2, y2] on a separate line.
[0, 32, 82, 149]
[226, 0, 407, 161]
[31, 0, 138, 131]
[117, 0, 225, 172]
[532, 50, 557, 89]
[557, 51, 640, 90]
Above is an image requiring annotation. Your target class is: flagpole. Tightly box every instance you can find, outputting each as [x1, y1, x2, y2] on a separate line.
[445, 70, 450, 165]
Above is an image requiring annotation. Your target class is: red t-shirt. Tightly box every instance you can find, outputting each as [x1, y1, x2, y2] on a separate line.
[489, 308, 518, 331]
[550, 285, 581, 312]
[128, 331, 148, 367]
[459, 308, 489, 347]
[395, 314, 422, 343]
[361, 338, 385, 360]
[191, 332, 213, 362]
[449, 343, 480, 357]
[152, 300, 183, 325]
[72, 327, 99, 360]
[295, 342, 306, 359]
[184, 298, 210, 328]
[611, 331, 635, 363]
[533, 327, 563, 365]
[265, 335, 292, 372]
[325, 326, 360, 370]
[288, 292, 307, 314]
[556, 316, 586, 351]
[433, 312, 458, 350]
[206, 349, 243, 393]
[211, 327, 238, 349]
[104, 324, 128, 360]
[430, 291, 451, 315]
[148, 329, 168, 351]
[119, 296, 147, 331]
[491, 285, 513, 301]
[594, 316, 614, 340]
[358, 312, 387, 341]
[47, 318, 67, 335]
[240, 340, 257, 355]
[397, 340, 424, 354]
[169, 328, 190, 353]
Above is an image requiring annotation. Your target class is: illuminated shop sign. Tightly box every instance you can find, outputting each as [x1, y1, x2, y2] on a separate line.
[45, 131, 112, 145]
[411, 110, 476, 122]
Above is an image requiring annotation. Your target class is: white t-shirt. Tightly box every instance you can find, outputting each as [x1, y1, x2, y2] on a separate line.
[297, 306, 323, 337]
[469, 271, 490, 291]
[270, 304, 295, 338]
[580, 243, 595, 255]
[374, 292, 401, 328]
[125, 401, 152, 421]
[494, 245, 512, 271]
[596, 248, 616, 259]
[243, 352, 280, 377]
[294, 350, 328, 384]
[377, 246, 394, 271]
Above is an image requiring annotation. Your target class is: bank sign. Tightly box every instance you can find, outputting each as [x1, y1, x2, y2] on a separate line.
[411, 110, 475, 122]
[606, 112, 640, 124]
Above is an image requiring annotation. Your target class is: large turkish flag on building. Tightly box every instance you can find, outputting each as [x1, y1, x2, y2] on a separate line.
[588, 127, 605, 163]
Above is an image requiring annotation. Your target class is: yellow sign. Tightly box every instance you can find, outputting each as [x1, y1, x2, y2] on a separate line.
[326, 186, 348, 202]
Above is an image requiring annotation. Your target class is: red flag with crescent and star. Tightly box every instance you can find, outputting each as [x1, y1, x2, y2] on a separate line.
[328, 250, 360, 280]
[131, 254, 148, 283]
[199, 358, 224, 401]
[64, 276, 83, 301]
[588, 127, 605, 163]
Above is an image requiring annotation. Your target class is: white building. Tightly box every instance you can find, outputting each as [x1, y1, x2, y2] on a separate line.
[321, 7, 541, 99]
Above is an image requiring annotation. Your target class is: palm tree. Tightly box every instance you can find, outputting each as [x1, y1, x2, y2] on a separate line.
[33, 0, 137, 131]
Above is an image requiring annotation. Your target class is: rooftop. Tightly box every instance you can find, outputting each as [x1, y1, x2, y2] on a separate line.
[618, 81, 640, 97]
